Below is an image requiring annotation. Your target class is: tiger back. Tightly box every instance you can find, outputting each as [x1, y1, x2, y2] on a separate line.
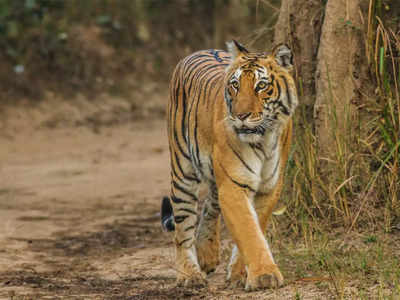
[162, 41, 298, 291]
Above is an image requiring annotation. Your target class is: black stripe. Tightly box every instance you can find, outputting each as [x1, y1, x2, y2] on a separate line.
[209, 183, 218, 199]
[173, 151, 200, 183]
[185, 58, 220, 90]
[270, 74, 275, 84]
[206, 75, 224, 109]
[178, 238, 192, 246]
[271, 135, 279, 151]
[185, 225, 195, 232]
[218, 162, 256, 193]
[172, 79, 191, 160]
[276, 80, 281, 100]
[193, 67, 221, 172]
[181, 88, 188, 145]
[229, 177, 256, 193]
[227, 141, 256, 175]
[265, 158, 280, 182]
[204, 211, 218, 219]
[183, 54, 214, 78]
[210, 49, 223, 62]
[174, 215, 189, 223]
[187, 65, 219, 173]
[187, 63, 225, 96]
[253, 148, 263, 161]
[209, 162, 215, 178]
[185, 58, 222, 97]
[178, 208, 197, 215]
[193, 106, 202, 171]
[279, 102, 290, 116]
[185, 57, 214, 83]
[173, 181, 198, 201]
[203, 71, 221, 105]
[171, 196, 192, 205]
[251, 143, 266, 158]
[171, 167, 186, 186]
[185, 63, 207, 170]
[225, 89, 232, 113]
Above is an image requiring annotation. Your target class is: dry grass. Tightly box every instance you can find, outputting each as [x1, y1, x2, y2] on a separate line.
[272, 1, 400, 297]
[282, 0, 400, 237]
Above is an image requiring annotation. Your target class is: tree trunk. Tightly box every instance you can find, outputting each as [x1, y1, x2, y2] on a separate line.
[274, 0, 367, 159]
[313, 0, 364, 158]
[274, 0, 400, 229]
[274, 0, 323, 113]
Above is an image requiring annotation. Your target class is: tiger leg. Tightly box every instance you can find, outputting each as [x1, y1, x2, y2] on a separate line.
[243, 128, 290, 290]
[227, 187, 284, 289]
[195, 183, 221, 274]
[226, 190, 278, 288]
[215, 178, 281, 291]
[170, 175, 206, 286]
[249, 188, 284, 290]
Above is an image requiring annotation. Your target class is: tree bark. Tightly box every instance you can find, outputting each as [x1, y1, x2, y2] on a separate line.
[313, 0, 364, 158]
[274, 0, 367, 159]
[274, 0, 323, 111]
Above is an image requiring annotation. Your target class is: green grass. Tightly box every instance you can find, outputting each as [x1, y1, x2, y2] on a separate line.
[272, 230, 400, 299]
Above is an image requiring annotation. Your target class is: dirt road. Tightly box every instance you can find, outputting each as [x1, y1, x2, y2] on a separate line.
[0, 102, 325, 299]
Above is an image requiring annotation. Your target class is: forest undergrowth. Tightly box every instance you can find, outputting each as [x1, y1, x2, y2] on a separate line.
[272, 1, 400, 298]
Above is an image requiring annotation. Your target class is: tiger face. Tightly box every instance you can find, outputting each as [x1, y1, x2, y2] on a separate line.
[224, 41, 297, 143]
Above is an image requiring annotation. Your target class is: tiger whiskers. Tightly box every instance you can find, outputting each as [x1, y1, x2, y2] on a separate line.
[257, 118, 278, 133]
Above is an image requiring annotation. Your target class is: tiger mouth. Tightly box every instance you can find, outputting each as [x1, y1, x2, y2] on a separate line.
[235, 126, 265, 135]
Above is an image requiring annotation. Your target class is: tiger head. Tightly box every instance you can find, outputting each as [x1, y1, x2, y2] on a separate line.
[224, 40, 298, 142]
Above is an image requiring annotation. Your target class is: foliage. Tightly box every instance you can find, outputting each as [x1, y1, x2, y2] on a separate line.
[0, 0, 278, 100]
[281, 0, 400, 238]
[0, 0, 65, 63]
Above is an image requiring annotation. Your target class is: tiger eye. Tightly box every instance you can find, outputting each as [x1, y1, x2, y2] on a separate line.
[232, 81, 239, 88]
[257, 81, 266, 90]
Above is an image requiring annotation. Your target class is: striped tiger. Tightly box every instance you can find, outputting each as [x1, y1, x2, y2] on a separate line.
[161, 40, 297, 291]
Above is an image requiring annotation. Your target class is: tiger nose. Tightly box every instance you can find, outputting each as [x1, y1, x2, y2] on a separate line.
[237, 112, 251, 121]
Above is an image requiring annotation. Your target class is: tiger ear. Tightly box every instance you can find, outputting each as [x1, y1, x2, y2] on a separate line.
[226, 40, 249, 59]
[272, 44, 293, 69]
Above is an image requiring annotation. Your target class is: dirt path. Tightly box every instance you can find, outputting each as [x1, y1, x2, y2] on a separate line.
[0, 104, 326, 299]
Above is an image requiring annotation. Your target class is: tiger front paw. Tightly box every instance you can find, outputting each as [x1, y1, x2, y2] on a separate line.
[175, 243, 207, 287]
[245, 265, 283, 291]
[227, 271, 246, 288]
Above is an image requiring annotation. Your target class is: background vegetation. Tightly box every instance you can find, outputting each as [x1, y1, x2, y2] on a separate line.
[1, 0, 400, 297]
[0, 0, 279, 100]
[279, 0, 400, 235]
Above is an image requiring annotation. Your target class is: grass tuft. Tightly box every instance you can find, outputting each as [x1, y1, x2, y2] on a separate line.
[282, 0, 400, 239]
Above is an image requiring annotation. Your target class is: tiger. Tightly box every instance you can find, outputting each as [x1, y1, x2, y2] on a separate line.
[161, 40, 297, 291]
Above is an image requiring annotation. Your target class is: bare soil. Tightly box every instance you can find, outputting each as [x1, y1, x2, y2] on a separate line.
[0, 99, 329, 299]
